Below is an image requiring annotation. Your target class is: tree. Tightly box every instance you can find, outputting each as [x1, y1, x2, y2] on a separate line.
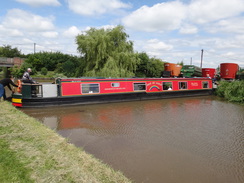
[8, 61, 36, 79]
[147, 58, 165, 77]
[41, 67, 48, 75]
[63, 61, 75, 77]
[24, 52, 81, 77]
[135, 52, 165, 78]
[25, 54, 43, 70]
[177, 61, 184, 66]
[135, 52, 150, 77]
[76, 25, 139, 77]
[0, 45, 22, 57]
[8, 66, 24, 78]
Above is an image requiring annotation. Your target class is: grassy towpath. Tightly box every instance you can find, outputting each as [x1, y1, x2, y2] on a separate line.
[0, 101, 132, 183]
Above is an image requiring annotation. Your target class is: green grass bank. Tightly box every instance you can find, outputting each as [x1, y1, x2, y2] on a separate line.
[0, 101, 132, 183]
[215, 80, 244, 104]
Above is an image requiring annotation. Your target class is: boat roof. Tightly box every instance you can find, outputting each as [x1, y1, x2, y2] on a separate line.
[57, 77, 211, 82]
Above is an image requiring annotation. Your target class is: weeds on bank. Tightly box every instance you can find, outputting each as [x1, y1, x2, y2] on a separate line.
[215, 80, 244, 104]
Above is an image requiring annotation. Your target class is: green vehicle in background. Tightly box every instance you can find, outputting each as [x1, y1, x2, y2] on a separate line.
[236, 68, 244, 80]
[181, 65, 202, 77]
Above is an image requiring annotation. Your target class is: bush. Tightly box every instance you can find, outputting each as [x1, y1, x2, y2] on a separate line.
[62, 61, 75, 77]
[41, 67, 48, 75]
[225, 80, 244, 103]
[215, 80, 244, 103]
[8, 66, 22, 78]
[215, 81, 229, 97]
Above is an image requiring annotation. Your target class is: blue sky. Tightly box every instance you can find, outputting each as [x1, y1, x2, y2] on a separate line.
[1, 0, 244, 68]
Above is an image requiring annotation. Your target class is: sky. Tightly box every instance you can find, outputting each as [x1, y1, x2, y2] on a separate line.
[1, 0, 244, 69]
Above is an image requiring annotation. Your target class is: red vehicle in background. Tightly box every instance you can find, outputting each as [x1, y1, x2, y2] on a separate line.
[220, 63, 239, 80]
[202, 68, 216, 78]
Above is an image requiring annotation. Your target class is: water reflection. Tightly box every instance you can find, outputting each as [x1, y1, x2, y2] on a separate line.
[22, 96, 244, 183]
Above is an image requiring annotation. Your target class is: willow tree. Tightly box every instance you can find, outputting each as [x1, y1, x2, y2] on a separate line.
[76, 25, 139, 77]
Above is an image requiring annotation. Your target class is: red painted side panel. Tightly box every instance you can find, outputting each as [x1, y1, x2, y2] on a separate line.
[61, 82, 82, 96]
[146, 81, 162, 92]
[188, 80, 202, 90]
[100, 81, 133, 93]
[60, 78, 212, 96]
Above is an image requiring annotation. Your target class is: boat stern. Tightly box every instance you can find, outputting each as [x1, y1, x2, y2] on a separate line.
[12, 93, 23, 107]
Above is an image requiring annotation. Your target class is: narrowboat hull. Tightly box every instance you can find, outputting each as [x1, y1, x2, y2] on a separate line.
[12, 89, 212, 108]
[12, 77, 213, 107]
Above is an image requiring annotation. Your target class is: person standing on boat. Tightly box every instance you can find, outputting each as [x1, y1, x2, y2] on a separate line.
[22, 68, 35, 83]
[0, 76, 18, 100]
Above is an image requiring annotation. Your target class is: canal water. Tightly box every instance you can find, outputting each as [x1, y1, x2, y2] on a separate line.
[21, 96, 244, 183]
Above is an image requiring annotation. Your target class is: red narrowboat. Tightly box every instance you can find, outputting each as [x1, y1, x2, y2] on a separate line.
[12, 77, 213, 107]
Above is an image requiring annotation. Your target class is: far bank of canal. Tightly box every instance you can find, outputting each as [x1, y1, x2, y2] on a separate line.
[21, 96, 244, 183]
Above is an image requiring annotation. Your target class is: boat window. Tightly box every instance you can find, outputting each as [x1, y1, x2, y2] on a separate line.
[163, 82, 173, 90]
[111, 83, 120, 87]
[202, 81, 209, 88]
[82, 84, 99, 94]
[179, 82, 187, 89]
[134, 83, 146, 91]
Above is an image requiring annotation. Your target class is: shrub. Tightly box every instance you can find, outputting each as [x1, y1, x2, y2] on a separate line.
[215, 80, 244, 103]
[215, 81, 229, 97]
[225, 80, 244, 103]
[41, 67, 48, 75]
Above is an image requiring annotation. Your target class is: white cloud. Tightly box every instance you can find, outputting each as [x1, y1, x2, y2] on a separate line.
[99, 25, 117, 30]
[179, 24, 198, 34]
[10, 29, 24, 37]
[123, 0, 244, 33]
[42, 31, 59, 38]
[140, 39, 173, 57]
[63, 26, 80, 37]
[123, 1, 186, 32]
[0, 25, 23, 37]
[188, 0, 244, 24]
[67, 0, 131, 16]
[145, 39, 173, 51]
[206, 18, 244, 34]
[2, 9, 55, 32]
[215, 39, 242, 49]
[71, 25, 117, 37]
[222, 52, 235, 57]
[235, 34, 244, 40]
[22, 38, 34, 43]
[16, 0, 61, 7]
